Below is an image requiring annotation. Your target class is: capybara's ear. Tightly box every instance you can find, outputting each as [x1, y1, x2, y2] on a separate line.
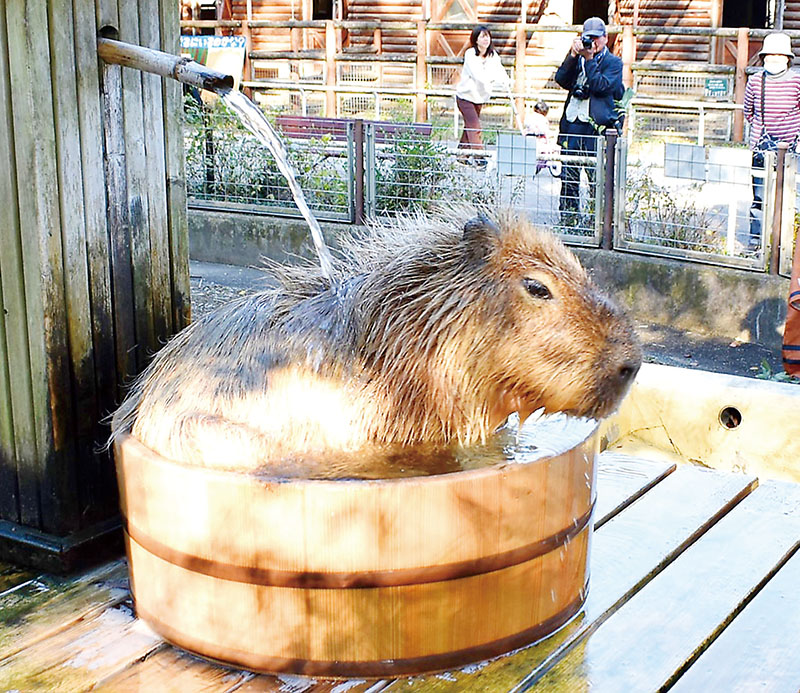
[461, 213, 500, 263]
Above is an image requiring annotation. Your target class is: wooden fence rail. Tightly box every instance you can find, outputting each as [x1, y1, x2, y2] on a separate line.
[181, 19, 763, 136]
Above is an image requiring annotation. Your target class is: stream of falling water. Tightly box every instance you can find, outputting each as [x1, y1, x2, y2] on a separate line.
[220, 90, 335, 280]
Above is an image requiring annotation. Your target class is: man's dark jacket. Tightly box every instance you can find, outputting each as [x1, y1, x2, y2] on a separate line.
[555, 49, 624, 130]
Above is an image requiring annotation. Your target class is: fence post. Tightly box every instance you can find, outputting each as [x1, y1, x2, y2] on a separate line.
[242, 1, 252, 97]
[622, 25, 634, 88]
[354, 119, 365, 225]
[325, 20, 336, 117]
[515, 22, 526, 123]
[771, 143, 790, 274]
[602, 129, 617, 250]
[733, 27, 748, 143]
[416, 21, 427, 122]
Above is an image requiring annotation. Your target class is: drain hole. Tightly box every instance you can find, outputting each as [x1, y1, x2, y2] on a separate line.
[719, 406, 742, 429]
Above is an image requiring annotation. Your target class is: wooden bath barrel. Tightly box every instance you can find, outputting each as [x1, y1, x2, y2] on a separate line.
[114, 426, 598, 677]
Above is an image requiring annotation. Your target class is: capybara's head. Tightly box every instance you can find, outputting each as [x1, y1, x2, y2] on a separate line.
[352, 207, 642, 433]
[460, 210, 641, 422]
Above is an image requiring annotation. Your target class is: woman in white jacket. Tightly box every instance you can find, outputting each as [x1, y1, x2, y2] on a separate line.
[456, 26, 511, 165]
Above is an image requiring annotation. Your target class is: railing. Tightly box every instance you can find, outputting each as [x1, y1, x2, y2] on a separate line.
[182, 20, 783, 143]
[184, 105, 800, 275]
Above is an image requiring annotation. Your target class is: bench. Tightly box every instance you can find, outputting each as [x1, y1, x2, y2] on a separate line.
[275, 115, 433, 144]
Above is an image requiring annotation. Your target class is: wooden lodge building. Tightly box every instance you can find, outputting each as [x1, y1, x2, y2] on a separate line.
[187, 0, 800, 65]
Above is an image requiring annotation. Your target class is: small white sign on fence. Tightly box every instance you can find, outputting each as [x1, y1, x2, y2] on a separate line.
[497, 132, 540, 178]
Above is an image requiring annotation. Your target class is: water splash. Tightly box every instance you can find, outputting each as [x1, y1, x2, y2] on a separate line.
[220, 90, 335, 280]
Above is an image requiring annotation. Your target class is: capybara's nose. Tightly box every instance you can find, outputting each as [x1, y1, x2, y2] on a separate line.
[618, 360, 640, 386]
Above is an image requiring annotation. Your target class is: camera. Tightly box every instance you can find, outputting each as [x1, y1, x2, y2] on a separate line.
[573, 84, 589, 100]
[581, 35, 594, 49]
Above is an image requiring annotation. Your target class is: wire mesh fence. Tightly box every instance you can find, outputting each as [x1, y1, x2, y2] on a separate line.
[183, 98, 795, 272]
[615, 139, 765, 268]
[366, 123, 603, 244]
[183, 96, 352, 221]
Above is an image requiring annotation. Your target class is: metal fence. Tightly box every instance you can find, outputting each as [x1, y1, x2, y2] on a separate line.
[184, 99, 353, 221]
[185, 100, 799, 275]
[616, 140, 768, 270]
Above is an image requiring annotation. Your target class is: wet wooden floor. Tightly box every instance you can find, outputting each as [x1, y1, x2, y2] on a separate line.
[2, 452, 799, 692]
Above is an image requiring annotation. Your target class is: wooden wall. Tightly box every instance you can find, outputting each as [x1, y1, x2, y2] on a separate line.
[0, 0, 190, 571]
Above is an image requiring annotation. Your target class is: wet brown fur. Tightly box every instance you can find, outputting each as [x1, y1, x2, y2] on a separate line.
[111, 207, 641, 470]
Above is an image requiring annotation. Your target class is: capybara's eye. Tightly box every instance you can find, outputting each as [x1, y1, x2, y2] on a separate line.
[523, 278, 552, 300]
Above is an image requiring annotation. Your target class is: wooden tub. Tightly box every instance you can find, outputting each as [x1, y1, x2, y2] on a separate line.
[114, 424, 598, 677]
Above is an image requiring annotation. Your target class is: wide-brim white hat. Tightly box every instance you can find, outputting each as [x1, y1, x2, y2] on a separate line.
[759, 32, 794, 58]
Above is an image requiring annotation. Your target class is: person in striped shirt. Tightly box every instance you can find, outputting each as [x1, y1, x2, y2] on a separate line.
[743, 32, 800, 250]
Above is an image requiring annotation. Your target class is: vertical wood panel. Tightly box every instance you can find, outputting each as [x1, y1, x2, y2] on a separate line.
[74, 0, 119, 520]
[5, 0, 79, 534]
[49, 0, 102, 530]
[98, 1, 139, 395]
[139, 0, 174, 345]
[118, 0, 157, 367]
[0, 2, 24, 524]
[160, 0, 192, 331]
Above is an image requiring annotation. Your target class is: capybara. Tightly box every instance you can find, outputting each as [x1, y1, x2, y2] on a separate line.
[111, 207, 641, 470]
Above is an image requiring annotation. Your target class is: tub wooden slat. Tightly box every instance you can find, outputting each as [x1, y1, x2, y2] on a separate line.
[535, 480, 800, 692]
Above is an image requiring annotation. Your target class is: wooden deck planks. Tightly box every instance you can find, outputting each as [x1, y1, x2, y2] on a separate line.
[0, 601, 162, 692]
[528, 480, 800, 692]
[594, 452, 675, 529]
[93, 646, 253, 692]
[1, 460, 788, 693]
[0, 560, 128, 662]
[0, 562, 36, 595]
[671, 541, 800, 692]
[381, 465, 756, 692]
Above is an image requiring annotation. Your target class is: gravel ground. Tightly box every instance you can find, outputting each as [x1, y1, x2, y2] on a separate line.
[189, 260, 789, 382]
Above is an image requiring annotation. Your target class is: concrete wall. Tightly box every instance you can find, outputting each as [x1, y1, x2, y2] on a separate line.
[188, 208, 791, 349]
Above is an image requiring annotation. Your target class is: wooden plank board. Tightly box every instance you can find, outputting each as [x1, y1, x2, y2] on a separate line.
[93, 646, 252, 692]
[529, 480, 800, 692]
[237, 675, 393, 692]
[139, 0, 174, 347]
[594, 452, 675, 529]
[71, 0, 120, 523]
[49, 0, 104, 531]
[118, 0, 157, 369]
[0, 2, 42, 528]
[0, 559, 128, 660]
[5, 0, 79, 533]
[98, 0, 138, 396]
[381, 466, 756, 692]
[0, 601, 163, 692]
[0, 6, 15, 521]
[670, 542, 800, 692]
[0, 563, 36, 595]
[160, 0, 192, 330]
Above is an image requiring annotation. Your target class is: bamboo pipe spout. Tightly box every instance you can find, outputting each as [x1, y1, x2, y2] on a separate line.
[97, 37, 234, 93]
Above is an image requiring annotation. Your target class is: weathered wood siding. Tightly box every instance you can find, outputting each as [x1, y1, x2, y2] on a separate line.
[618, 0, 712, 62]
[0, 0, 189, 569]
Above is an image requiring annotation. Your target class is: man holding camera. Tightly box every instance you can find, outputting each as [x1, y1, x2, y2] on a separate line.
[555, 17, 625, 227]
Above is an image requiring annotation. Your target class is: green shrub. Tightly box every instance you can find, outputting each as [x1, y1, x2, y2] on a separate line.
[625, 165, 726, 253]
